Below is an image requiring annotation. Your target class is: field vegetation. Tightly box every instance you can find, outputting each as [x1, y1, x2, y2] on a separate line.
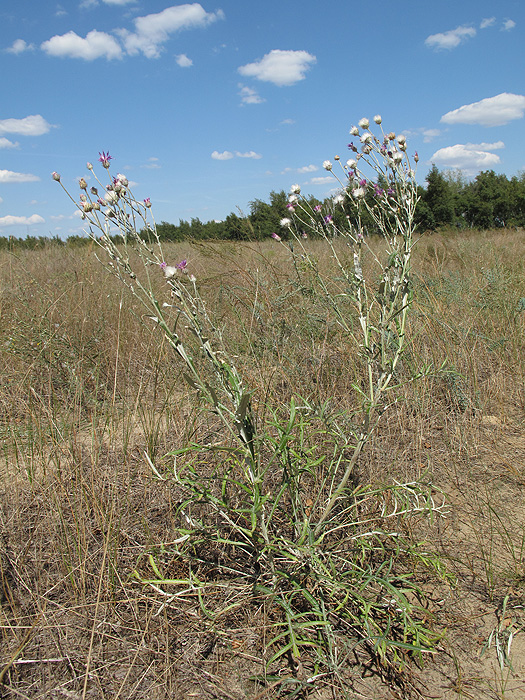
[1, 225, 524, 698]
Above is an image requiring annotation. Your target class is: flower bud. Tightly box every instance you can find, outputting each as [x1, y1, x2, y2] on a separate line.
[52, 172, 61, 181]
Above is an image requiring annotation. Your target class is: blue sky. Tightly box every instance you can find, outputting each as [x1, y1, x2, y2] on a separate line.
[1, 0, 524, 238]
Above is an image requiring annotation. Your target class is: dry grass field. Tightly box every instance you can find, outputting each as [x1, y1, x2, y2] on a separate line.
[0, 228, 524, 699]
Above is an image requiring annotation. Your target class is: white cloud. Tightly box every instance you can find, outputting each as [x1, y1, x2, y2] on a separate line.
[441, 93, 525, 127]
[0, 214, 45, 227]
[465, 140, 505, 151]
[280, 119, 295, 125]
[120, 4, 224, 59]
[42, 30, 123, 60]
[238, 84, 265, 105]
[480, 17, 496, 29]
[235, 151, 262, 159]
[211, 150, 234, 160]
[430, 143, 501, 174]
[211, 150, 261, 160]
[502, 19, 516, 31]
[0, 169, 40, 183]
[425, 25, 476, 50]
[308, 176, 333, 186]
[142, 157, 161, 169]
[0, 137, 19, 149]
[102, 0, 136, 4]
[6, 39, 34, 54]
[422, 129, 441, 142]
[238, 49, 316, 87]
[0, 115, 53, 136]
[175, 53, 193, 67]
[297, 164, 318, 173]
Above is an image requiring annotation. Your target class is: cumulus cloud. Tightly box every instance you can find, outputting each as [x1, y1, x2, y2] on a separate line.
[308, 176, 333, 186]
[6, 39, 34, 54]
[211, 150, 261, 160]
[0, 170, 40, 183]
[211, 150, 234, 160]
[238, 84, 265, 105]
[502, 19, 516, 31]
[297, 164, 318, 173]
[0, 214, 44, 227]
[0, 138, 19, 149]
[430, 143, 502, 174]
[0, 115, 53, 136]
[175, 53, 192, 67]
[425, 25, 476, 50]
[480, 17, 496, 29]
[120, 4, 224, 58]
[238, 49, 316, 87]
[441, 93, 525, 127]
[235, 151, 262, 159]
[42, 30, 123, 60]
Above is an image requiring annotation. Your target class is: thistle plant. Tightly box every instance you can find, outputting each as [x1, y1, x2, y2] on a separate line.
[274, 115, 424, 536]
[53, 124, 448, 696]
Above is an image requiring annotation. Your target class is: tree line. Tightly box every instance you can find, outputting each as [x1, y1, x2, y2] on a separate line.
[1, 166, 524, 250]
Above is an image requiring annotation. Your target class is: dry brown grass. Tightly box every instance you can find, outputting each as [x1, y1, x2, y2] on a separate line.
[0, 229, 524, 699]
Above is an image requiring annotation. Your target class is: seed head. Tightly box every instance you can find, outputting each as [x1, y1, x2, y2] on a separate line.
[358, 118, 370, 130]
[373, 114, 382, 124]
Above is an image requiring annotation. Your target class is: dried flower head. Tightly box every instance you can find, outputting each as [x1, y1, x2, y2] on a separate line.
[358, 118, 370, 130]
[323, 160, 332, 171]
[290, 184, 301, 194]
[373, 114, 382, 124]
[349, 125, 359, 136]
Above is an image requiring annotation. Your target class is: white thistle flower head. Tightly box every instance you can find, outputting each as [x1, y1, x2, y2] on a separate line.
[116, 173, 128, 187]
[397, 134, 406, 145]
[163, 266, 177, 279]
[280, 217, 291, 227]
[323, 160, 332, 171]
[346, 159, 357, 169]
[360, 132, 373, 143]
[349, 126, 359, 136]
[358, 118, 370, 130]
[87, 162, 93, 171]
[288, 194, 298, 203]
[290, 183, 301, 194]
[333, 194, 345, 205]
[393, 151, 403, 164]
[352, 187, 365, 199]
[373, 115, 382, 124]
[104, 190, 118, 205]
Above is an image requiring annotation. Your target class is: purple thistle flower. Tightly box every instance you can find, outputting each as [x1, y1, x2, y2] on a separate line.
[144, 197, 152, 208]
[98, 151, 112, 168]
[314, 204, 322, 212]
[359, 178, 367, 188]
[177, 259, 188, 270]
[271, 232, 281, 241]
[160, 262, 167, 270]
[324, 215, 333, 224]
